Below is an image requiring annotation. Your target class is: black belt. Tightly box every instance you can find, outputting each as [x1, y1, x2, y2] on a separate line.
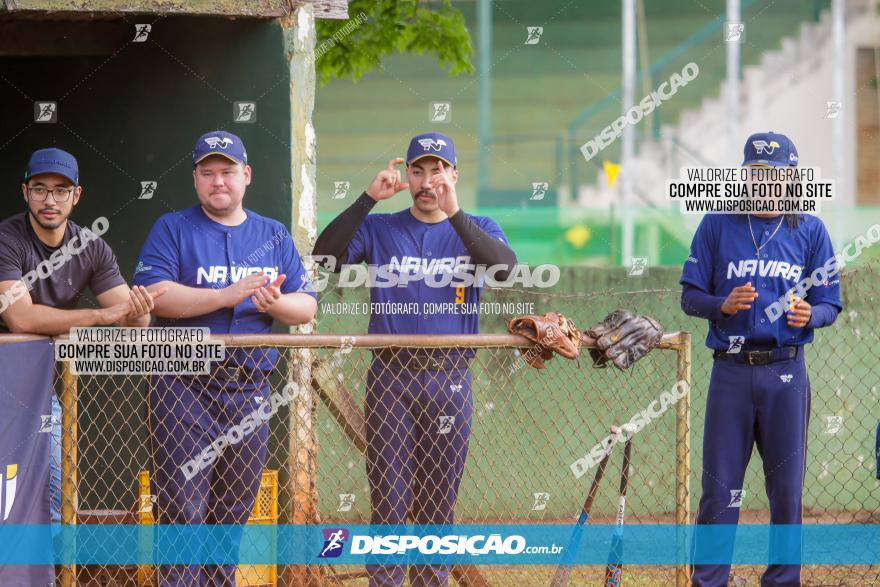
[210, 362, 262, 381]
[374, 349, 468, 371]
[713, 345, 799, 365]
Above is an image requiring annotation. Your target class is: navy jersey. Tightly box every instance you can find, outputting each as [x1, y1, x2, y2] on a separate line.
[346, 209, 508, 334]
[680, 213, 842, 350]
[133, 205, 316, 368]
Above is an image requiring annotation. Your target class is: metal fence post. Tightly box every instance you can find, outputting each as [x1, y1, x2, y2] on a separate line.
[60, 360, 78, 587]
[675, 332, 692, 587]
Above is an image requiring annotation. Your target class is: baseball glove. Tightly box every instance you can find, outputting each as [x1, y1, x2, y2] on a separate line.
[508, 312, 582, 369]
[584, 309, 663, 370]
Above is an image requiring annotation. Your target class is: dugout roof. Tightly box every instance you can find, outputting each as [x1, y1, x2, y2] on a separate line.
[0, 0, 348, 19]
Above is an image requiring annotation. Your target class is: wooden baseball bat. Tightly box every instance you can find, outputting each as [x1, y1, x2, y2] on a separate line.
[603, 431, 633, 586]
[549, 428, 619, 587]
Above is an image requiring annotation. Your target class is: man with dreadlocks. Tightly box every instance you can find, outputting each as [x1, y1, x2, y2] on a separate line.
[679, 132, 842, 587]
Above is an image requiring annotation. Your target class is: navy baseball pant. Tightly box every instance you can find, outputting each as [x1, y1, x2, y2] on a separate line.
[691, 348, 810, 587]
[364, 357, 473, 587]
[149, 373, 269, 587]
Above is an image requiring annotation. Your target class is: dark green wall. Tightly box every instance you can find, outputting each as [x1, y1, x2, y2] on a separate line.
[0, 15, 296, 510]
[0, 16, 293, 284]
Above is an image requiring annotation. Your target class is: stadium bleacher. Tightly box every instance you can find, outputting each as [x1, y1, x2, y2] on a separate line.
[314, 0, 829, 265]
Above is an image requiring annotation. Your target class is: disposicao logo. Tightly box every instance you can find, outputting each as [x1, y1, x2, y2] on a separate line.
[319, 528, 349, 558]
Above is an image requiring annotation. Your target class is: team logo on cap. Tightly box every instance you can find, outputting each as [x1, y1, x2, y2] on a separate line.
[417, 138, 447, 152]
[204, 136, 234, 149]
[752, 140, 780, 155]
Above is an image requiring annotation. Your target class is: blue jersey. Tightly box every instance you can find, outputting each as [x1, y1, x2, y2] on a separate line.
[346, 209, 508, 335]
[133, 205, 316, 368]
[680, 213, 842, 351]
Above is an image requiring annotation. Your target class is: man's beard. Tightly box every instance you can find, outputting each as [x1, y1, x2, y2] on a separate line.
[29, 208, 67, 230]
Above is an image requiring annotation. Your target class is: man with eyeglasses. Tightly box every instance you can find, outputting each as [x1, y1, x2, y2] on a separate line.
[0, 147, 163, 528]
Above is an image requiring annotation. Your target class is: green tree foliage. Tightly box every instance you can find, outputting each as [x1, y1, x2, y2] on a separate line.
[315, 0, 475, 85]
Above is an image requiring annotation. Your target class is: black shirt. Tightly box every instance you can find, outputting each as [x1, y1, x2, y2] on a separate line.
[0, 212, 126, 332]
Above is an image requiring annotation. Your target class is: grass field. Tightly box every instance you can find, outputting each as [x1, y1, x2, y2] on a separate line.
[309, 262, 880, 585]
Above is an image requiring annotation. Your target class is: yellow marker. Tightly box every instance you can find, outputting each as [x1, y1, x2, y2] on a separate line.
[603, 160, 622, 188]
[789, 291, 795, 311]
[564, 224, 591, 249]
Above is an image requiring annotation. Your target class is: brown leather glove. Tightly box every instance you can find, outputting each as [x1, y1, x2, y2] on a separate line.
[508, 312, 582, 369]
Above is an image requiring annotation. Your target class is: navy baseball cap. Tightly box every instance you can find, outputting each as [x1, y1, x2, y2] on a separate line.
[193, 130, 247, 165]
[742, 131, 798, 167]
[24, 148, 79, 185]
[406, 132, 457, 168]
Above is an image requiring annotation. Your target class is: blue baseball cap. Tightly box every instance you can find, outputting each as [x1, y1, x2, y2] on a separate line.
[406, 132, 457, 168]
[742, 131, 798, 167]
[24, 148, 79, 185]
[193, 130, 247, 165]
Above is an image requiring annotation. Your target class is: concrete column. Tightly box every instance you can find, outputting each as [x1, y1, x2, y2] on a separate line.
[281, 5, 321, 586]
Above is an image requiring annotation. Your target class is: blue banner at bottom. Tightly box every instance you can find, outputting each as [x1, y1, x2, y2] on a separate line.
[1, 524, 879, 565]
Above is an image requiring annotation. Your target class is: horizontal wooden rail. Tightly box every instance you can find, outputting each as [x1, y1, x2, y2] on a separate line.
[1, 331, 686, 350]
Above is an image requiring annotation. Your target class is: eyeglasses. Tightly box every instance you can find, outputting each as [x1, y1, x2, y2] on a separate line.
[27, 186, 76, 202]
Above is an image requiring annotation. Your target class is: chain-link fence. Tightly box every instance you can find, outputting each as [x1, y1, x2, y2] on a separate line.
[488, 264, 878, 587]
[55, 331, 688, 587]
[58, 340, 317, 587]
[312, 261, 880, 586]
[8, 261, 877, 586]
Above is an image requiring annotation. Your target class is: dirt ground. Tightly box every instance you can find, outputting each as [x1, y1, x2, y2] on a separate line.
[314, 510, 880, 586]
